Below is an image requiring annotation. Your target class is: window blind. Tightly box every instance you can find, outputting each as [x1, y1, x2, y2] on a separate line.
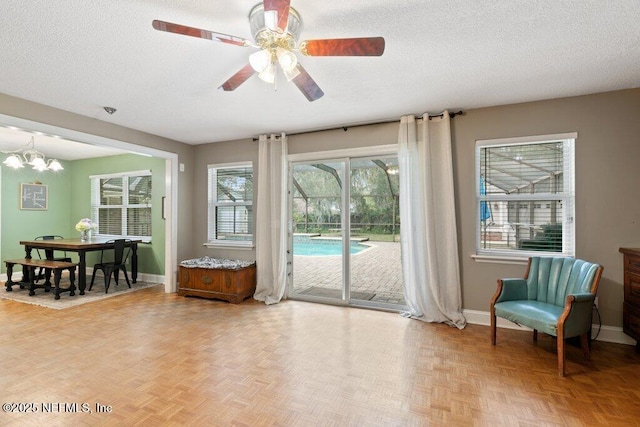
[208, 163, 253, 243]
[91, 171, 152, 238]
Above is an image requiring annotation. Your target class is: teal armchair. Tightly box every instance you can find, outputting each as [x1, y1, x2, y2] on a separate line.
[490, 257, 604, 376]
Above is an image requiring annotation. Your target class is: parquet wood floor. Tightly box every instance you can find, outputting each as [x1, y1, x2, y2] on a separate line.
[2, 286, 640, 426]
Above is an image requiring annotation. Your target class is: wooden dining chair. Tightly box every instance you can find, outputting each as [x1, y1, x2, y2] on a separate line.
[34, 235, 72, 282]
[89, 239, 132, 293]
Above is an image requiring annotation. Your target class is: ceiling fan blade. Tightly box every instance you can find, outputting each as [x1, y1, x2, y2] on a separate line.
[299, 37, 385, 56]
[263, 0, 290, 32]
[291, 64, 324, 102]
[152, 20, 251, 47]
[218, 64, 256, 91]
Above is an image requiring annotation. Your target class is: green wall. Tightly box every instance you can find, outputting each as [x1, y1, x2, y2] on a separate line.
[1, 154, 165, 276]
[1, 161, 72, 265]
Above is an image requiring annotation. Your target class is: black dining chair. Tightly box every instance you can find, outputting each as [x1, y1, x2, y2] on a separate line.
[34, 235, 72, 282]
[89, 239, 132, 293]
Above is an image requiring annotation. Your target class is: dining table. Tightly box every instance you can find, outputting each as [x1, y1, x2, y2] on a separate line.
[19, 237, 140, 295]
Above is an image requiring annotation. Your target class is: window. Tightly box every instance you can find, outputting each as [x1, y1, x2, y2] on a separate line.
[476, 133, 575, 258]
[91, 170, 152, 239]
[207, 162, 253, 247]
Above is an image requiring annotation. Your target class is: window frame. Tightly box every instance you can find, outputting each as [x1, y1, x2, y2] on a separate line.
[90, 169, 153, 241]
[205, 161, 254, 249]
[474, 133, 576, 262]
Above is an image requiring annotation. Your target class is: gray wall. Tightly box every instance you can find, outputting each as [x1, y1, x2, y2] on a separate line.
[194, 88, 640, 328]
[288, 122, 398, 154]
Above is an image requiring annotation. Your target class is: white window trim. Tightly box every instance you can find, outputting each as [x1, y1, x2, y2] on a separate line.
[473, 133, 576, 263]
[89, 169, 152, 180]
[474, 132, 577, 148]
[287, 144, 398, 162]
[206, 161, 254, 248]
[203, 241, 255, 250]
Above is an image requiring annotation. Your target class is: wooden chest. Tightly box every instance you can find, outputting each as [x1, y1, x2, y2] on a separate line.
[178, 263, 256, 304]
[620, 247, 640, 350]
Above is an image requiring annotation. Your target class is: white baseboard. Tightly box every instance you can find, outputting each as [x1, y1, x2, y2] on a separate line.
[85, 269, 164, 284]
[136, 273, 165, 283]
[464, 309, 637, 346]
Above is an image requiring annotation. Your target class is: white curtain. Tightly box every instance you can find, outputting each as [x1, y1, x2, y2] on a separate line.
[398, 113, 466, 329]
[254, 133, 289, 305]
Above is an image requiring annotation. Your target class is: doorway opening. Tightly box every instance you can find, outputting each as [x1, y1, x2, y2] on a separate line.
[0, 113, 178, 292]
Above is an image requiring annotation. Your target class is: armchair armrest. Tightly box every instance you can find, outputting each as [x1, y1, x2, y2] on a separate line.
[492, 278, 528, 305]
[559, 293, 596, 339]
[567, 293, 596, 304]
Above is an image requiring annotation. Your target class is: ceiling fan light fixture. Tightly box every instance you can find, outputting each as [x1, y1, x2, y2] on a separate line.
[258, 62, 276, 84]
[249, 49, 272, 72]
[276, 47, 297, 72]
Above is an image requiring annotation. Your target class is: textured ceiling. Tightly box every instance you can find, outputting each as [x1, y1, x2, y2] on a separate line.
[0, 126, 128, 161]
[0, 0, 639, 146]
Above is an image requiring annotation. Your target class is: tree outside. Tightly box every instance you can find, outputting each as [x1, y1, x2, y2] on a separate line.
[292, 158, 400, 242]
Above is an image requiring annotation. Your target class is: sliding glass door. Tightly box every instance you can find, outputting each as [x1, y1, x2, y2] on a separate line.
[290, 160, 346, 302]
[349, 157, 402, 306]
[289, 154, 404, 309]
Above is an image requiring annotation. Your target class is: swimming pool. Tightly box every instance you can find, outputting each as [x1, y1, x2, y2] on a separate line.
[293, 239, 370, 256]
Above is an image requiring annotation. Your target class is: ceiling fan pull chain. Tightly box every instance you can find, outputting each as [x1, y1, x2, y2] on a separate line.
[274, 67, 278, 92]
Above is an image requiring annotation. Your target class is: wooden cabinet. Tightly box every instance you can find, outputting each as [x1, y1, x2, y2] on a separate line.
[620, 247, 640, 350]
[178, 264, 256, 304]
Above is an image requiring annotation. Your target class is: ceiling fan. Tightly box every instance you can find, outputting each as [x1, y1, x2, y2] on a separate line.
[152, 0, 385, 102]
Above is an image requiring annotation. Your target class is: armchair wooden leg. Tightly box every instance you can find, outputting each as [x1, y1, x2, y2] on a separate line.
[533, 329, 538, 342]
[557, 330, 566, 377]
[490, 306, 497, 345]
[581, 333, 590, 360]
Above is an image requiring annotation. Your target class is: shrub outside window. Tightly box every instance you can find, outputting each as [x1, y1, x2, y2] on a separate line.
[475, 133, 575, 258]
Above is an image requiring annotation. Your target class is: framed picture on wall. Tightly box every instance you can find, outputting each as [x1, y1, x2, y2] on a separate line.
[20, 183, 48, 210]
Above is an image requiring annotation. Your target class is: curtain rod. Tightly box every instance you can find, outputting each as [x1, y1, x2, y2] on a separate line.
[252, 111, 463, 141]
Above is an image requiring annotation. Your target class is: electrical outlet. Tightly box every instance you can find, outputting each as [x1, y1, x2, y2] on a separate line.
[594, 296, 599, 308]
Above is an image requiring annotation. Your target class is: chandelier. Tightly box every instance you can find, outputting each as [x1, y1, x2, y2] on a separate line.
[2, 136, 64, 171]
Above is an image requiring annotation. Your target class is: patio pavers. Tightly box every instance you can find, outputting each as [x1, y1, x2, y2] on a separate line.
[291, 240, 405, 306]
